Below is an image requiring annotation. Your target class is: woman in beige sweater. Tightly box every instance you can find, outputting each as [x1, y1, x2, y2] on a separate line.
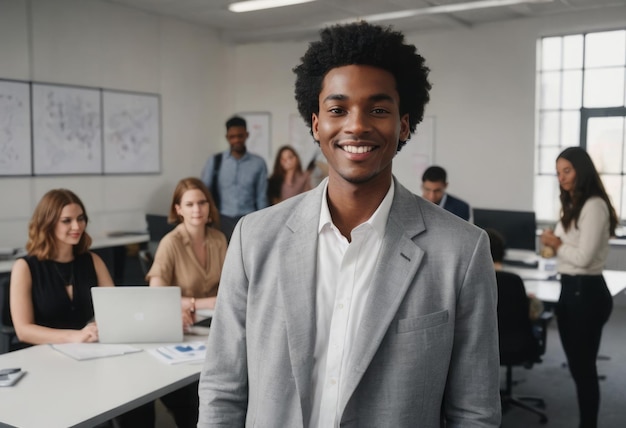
[540, 147, 618, 428]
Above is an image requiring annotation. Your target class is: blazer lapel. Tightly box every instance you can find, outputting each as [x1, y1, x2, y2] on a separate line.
[338, 180, 427, 413]
[277, 186, 324, 414]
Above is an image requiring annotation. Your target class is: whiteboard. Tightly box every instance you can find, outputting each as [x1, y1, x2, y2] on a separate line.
[392, 116, 435, 194]
[103, 90, 160, 174]
[0, 80, 31, 176]
[240, 112, 271, 168]
[32, 83, 102, 175]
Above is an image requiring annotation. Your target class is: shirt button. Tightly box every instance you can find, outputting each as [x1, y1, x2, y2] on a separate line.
[338, 303, 344, 309]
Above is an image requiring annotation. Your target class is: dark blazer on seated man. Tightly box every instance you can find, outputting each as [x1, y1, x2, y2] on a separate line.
[442, 193, 471, 221]
[422, 165, 471, 221]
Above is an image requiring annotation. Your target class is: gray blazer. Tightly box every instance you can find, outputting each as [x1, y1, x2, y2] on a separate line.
[198, 178, 501, 427]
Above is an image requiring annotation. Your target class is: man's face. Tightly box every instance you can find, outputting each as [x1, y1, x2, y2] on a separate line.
[422, 180, 447, 204]
[226, 125, 248, 154]
[311, 64, 409, 186]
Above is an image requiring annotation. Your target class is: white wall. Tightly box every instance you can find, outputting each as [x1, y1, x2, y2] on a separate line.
[0, 0, 226, 248]
[227, 6, 626, 211]
[1, 0, 626, 250]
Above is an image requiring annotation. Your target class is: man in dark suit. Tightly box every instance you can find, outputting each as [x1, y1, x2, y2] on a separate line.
[422, 165, 472, 221]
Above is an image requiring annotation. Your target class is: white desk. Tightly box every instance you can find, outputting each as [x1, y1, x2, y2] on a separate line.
[0, 340, 202, 428]
[504, 267, 626, 303]
[0, 233, 150, 274]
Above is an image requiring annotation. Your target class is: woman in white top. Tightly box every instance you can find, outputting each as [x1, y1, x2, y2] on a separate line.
[540, 147, 618, 428]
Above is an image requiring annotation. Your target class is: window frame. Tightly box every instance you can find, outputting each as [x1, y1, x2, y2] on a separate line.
[535, 29, 626, 225]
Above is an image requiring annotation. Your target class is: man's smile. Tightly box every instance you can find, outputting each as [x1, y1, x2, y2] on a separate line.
[340, 145, 376, 154]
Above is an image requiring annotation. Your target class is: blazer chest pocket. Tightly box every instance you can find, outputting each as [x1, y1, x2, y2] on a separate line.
[396, 309, 449, 334]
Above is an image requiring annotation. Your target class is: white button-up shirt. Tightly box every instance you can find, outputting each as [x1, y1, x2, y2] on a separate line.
[308, 180, 394, 428]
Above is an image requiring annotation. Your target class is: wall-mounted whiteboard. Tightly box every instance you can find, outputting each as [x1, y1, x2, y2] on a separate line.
[0, 80, 31, 176]
[240, 112, 271, 168]
[32, 83, 102, 175]
[103, 90, 160, 174]
[392, 116, 435, 195]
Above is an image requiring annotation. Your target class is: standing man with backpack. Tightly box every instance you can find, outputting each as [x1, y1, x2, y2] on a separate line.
[201, 115, 268, 242]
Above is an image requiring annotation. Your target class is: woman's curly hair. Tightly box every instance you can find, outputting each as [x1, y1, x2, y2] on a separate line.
[293, 21, 431, 151]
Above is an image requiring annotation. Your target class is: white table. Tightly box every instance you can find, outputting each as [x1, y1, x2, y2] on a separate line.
[0, 233, 150, 274]
[0, 340, 202, 428]
[504, 266, 626, 303]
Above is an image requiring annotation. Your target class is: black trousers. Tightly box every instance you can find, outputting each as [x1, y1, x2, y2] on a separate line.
[557, 274, 612, 428]
[115, 381, 199, 428]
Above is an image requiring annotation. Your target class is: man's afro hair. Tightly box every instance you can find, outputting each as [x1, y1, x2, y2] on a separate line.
[293, 21, 431, 151]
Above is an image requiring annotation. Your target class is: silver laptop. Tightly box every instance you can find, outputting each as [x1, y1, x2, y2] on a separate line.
[91, 287, 183, 343]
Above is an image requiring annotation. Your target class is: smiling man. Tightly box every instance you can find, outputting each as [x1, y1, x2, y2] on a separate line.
[198, 22, 501, 428]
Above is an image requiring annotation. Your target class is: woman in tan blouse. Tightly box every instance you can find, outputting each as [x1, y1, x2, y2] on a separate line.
[147, 177, 227, 327]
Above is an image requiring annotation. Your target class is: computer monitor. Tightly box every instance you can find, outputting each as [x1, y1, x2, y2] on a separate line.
[473, 208, 537, 252]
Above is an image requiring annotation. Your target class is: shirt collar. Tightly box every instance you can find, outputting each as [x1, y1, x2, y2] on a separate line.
[439, 192, 448, 207]
[174, 223, 191, 245]
[318, 179, 394, 238]
[224, 149, 248, 161]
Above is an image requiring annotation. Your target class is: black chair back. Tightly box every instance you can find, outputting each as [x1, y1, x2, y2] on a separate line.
[497, 271, 541, 365]
[1, 275, 17, 354]
[145, 214, 175, 243]
[496, 270, 549, 423]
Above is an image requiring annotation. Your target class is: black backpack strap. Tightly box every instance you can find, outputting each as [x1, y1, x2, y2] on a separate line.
[211, 153, 222, 211]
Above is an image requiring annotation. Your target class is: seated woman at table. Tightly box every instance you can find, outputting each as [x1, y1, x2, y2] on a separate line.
[10, 189, 114, 345]
[147, 177, 227, 327]
[123, 177, 227, 428]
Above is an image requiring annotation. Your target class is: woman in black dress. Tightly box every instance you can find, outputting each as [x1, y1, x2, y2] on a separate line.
[10, 189, 114, 344]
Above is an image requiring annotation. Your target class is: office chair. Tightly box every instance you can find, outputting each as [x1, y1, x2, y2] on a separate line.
[145, 213, 174, 259]
[497, 270, 551, 424]
[145, 214, 175, 243]
[0, 275, 28, 354]
[138, 249, 154, 278]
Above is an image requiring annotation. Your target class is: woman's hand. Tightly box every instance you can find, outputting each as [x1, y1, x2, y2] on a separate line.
[181, 298, 196, 332]
[74, 322, 99, 343]
[540, 228, 553, 244]
[540, 229, 562, 254]
[182, 296, 196, 313]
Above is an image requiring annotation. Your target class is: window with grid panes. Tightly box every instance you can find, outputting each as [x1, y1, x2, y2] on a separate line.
[535, 29, 626, 225]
